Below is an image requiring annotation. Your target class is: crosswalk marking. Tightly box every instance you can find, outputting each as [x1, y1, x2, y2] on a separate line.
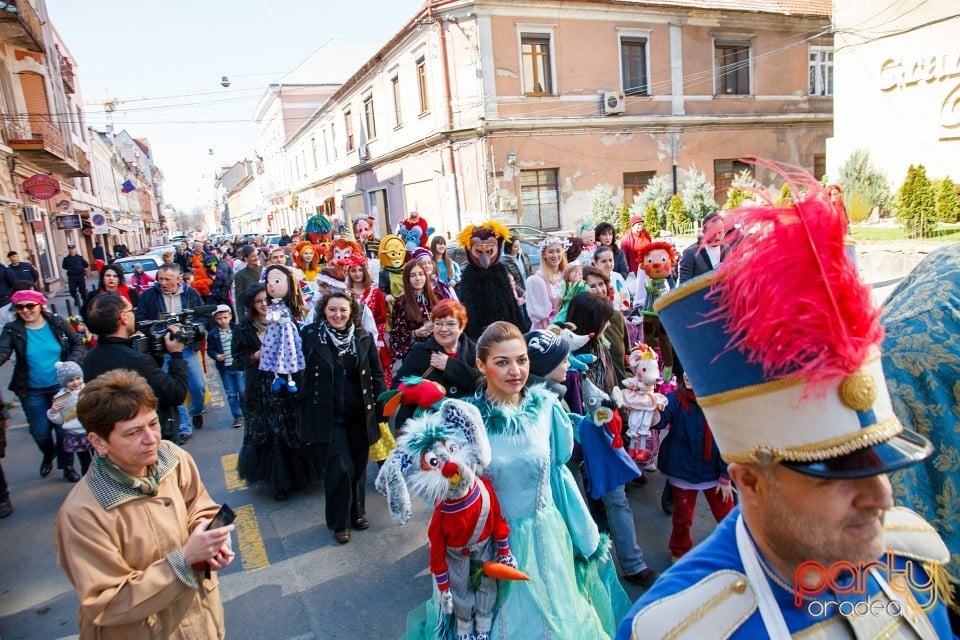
[221, 453, 247, 491]
[234, 504, 270, 571]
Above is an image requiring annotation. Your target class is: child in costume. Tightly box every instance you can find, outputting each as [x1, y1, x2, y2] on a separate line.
[293, 240, 320, 282]
[376, 399, 521, 640]
[259, 264, 306, 394]
[46, 361, 92, 475]
[553, 263, 588, 325]
[377, 234, 407, 322]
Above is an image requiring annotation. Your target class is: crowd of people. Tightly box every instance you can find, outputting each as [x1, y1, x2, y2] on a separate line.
[0, 186, 958, 640]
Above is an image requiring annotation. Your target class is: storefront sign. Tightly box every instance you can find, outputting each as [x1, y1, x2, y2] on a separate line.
[21, 174, 60, 201]
[879, 49, 960, 131]
[55, 214, 82, 230]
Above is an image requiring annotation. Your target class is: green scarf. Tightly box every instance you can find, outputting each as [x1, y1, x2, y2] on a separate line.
[97, 455, 161, 496]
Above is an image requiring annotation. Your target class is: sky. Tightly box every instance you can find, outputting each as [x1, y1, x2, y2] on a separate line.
[48, 0, 420, 213]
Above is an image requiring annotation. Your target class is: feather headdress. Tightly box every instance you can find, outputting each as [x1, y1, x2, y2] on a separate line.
[708, 158, 882, 388]
[457, 220, 510, 248]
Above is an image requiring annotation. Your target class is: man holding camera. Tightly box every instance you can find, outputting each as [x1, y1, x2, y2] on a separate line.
[136, 264, 209, 443]
[82, 293, 188, 443]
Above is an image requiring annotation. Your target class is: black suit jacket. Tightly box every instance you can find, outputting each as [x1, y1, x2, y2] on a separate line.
[678, 242, 729, 284]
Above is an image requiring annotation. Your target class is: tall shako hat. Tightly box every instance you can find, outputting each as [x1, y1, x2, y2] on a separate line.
[655, 159, 931, 478]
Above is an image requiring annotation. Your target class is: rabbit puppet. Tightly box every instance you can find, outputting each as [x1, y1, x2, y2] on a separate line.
[620, 343, 667, 464]
[375, 399, 526, 640]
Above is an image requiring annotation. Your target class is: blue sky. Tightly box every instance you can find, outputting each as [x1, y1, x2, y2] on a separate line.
[48, 0, 419, 213]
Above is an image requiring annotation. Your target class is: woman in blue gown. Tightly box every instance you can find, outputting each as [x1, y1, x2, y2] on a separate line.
[401, 321, 629, 640]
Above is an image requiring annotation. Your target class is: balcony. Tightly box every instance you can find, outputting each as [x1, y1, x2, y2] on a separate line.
[59, 52, 75, 95]
[0, 1, 44, 53]
[3, 115, 84, 179]
[72, 147, 90, 178]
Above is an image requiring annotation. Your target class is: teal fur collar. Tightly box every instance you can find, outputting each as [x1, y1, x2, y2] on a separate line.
[473, 384, 554, 437]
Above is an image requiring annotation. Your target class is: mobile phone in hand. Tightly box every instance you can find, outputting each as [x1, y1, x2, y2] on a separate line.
[207, 503, 236, 530]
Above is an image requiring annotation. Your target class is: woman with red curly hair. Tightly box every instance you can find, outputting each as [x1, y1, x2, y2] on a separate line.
[344, 253, 392, 387]
[293, 240, 320, 282]
[391, 299, 478, 431]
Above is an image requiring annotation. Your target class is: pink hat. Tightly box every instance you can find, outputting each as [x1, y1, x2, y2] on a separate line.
[11, 290, 46, 306]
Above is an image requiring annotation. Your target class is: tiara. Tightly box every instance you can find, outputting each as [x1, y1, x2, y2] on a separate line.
[537, 236, 572, 251]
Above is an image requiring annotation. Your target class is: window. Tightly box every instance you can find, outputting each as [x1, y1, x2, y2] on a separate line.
[391, 75, 402, 127]
[416, 57, 429, 114]
[621, 37, 649, 96]
[813, 154, 826, 182]
[363, 95, 376, 139]
[521, 34, 553, 95]
[809, 47, 833, 96]
[310, 137, 318, 169]
[714, 159, 751, 200]
[520, 169, 560, 230]
[714, 41, 751, 95]
[344, 109, 354, 151]
[623, 171, 656, 205]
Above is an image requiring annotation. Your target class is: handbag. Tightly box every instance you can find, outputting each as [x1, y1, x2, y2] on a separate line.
[368, 421, 397, 461]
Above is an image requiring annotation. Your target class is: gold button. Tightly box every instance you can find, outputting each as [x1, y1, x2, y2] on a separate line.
[732, 580, 747, 594]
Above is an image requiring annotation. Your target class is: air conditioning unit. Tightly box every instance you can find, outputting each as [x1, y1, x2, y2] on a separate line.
[499, 195, 518, 211]
[602, 90, 626, 115]
[21, 205, 41, 222]
[357, 144, 370, 161]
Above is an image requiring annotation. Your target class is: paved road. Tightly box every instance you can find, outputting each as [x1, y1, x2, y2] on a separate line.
[0, 357, 721, 640]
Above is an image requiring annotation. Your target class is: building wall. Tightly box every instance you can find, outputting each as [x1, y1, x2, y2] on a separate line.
[829, 1, 959, 186]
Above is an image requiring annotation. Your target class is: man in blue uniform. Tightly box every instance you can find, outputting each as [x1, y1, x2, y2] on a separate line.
[616, 171, 955, 640]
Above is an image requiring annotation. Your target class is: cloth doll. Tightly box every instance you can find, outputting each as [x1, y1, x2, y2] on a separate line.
[553, 264, 587, 325]
[324, 238, 363, 268]
[376, 399, 524, 640]
[453, 221, 527, 339]
[636, 241, 678, 379]
[259, 264, 306, 394]
[620, 343, 668, 465]
[397, 210, 433, 251]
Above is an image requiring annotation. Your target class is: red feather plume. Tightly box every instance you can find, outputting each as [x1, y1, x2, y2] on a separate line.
[708, 158, 882, 388]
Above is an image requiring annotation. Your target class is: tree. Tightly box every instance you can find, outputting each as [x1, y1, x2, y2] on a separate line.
[775, 184, 793, 206]
[618, 204, 631, 236]
[175, 206, 205, 234]
[935, 177, 959, 223]
[667, 195, 690, 234]
[587, 185, 621, 229]
[723, 169, 754, 210]
[644, 203, 661, 237]
[630, 175, 671, 230]
[837, 149, 891, 223]
[896, 164, 936, 238]
[680, 168, 719, 224]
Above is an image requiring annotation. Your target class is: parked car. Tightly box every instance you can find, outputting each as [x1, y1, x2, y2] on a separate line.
[448, 238, 541, 270]
[506, 224, 549, 243]
[112, 256, 160, 286]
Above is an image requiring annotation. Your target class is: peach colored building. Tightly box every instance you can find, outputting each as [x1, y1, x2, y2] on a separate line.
[281, 0, 832, 237]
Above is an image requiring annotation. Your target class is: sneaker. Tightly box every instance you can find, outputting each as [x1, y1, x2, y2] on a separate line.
[192, 414, 203, 430]
[0, 495, 12, 518]
[623, 567, 659, 588]
[63, 468, 82, 483]
[232, 417, 243, 429]
[179, 433, 191, 445]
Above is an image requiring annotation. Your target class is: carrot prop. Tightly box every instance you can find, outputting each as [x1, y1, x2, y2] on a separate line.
[483, 561, 530, 581]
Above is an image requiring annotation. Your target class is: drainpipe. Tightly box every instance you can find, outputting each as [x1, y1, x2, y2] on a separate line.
[429, 3, 463, 231]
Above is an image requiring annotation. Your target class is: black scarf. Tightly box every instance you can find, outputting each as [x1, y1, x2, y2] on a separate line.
[321, 320, 356, 357]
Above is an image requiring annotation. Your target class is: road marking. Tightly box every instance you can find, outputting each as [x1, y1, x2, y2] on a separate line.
[234, 504, 269, 571]
[222, 453, 247, 491]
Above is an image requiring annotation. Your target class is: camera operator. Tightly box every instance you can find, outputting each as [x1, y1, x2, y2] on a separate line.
[136, 264, 209, 443]
[83, 292, 188, 443]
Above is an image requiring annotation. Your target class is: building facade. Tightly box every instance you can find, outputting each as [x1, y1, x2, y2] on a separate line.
[828, 0, 958, 188]
[269, 0, 832, 239]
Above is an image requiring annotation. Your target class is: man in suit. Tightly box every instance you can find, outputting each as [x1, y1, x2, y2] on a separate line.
[678, 213, 727, 284]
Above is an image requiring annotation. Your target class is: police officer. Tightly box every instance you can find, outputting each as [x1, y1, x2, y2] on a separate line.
[61, 244, 88, 307]
[616, 176, 953, 640]
[7, 250, 39, 287]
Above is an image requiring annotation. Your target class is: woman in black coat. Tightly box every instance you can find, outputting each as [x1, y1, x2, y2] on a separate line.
[299, 291, 385, 545]
[392, 299, 479, 432]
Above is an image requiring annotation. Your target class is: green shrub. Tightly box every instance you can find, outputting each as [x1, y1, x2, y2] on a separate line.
[644, 203, 661, 237]
[935, 177, 959, 223]
[838, 149, 891, 218]
[896, 164, 936, 238]
[667, 194, 690, 234]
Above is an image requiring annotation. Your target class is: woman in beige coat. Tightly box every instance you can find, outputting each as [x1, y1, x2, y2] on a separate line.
[54, 369, 235, 639]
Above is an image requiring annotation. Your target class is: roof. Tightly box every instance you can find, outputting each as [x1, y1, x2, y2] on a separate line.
[278, 39, 384, 85]
[612, 0, 831, 16]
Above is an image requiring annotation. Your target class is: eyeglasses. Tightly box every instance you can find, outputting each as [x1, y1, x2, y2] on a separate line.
[14, 303, 39, 311]
[434, 321, 460, 329]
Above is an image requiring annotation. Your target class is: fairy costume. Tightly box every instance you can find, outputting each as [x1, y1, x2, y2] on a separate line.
[400, 385, 630, 640]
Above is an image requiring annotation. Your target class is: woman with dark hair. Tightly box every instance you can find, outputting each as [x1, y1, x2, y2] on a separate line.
[234, 283, 317, 501]
[0, 290, 85, 482]
[594, 221, 629, 280]
[391, 299, 478, 431]
[82, 264, 137, 320]
[389, 259, 438, 361]
[566, 291, 656, 587]
[431, 235, 461, 286]
[299, 291, 385, 544]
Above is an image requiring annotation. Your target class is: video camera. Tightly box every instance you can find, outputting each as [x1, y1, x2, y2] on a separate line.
[132, 305, 216, 358]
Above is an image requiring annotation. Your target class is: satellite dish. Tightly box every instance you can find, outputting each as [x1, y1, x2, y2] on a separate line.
[220, 75, 230, 88]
